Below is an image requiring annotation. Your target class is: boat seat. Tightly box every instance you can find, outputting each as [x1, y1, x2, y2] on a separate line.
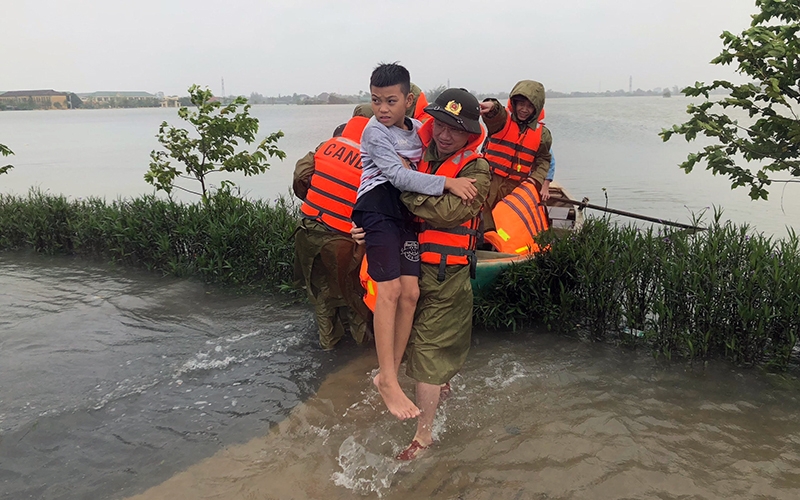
[547, 206, 576, 229]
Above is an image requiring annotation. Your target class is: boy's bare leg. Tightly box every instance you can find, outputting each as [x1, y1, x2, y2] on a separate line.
[393, 275, 420, 373]
[396, 381, 440, 459]
[373, 278, 420, 420]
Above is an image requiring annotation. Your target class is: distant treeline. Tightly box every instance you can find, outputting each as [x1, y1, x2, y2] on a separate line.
[237, 85, 699, 106]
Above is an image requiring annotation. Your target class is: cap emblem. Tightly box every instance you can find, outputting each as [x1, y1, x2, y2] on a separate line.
[445, 100, 462, 116]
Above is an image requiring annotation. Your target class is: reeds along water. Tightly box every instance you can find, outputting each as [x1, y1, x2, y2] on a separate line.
[2, 189, 799, 369]
[0, 188, 299, 292]
[474, 213, 800, 370]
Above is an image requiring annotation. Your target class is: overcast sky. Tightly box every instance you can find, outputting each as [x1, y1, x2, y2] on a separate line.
[1, 0, 760, 97]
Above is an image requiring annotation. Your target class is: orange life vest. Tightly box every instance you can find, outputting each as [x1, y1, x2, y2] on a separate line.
[359, 120, 486, 309]
[341, 115, 369, 141]
[360, 256, 377, 312]
[483, 178, 550, 254]
[299, 117, 368, 235]
[415, 121, 485, 281]
[413, 91, 431, 122]
[484, 106, 544, 182]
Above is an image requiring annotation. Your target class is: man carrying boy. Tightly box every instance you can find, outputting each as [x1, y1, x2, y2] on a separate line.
[352, 63, 478, 420]
[479, 80, 552, 231]
[398, 88, 490, 459]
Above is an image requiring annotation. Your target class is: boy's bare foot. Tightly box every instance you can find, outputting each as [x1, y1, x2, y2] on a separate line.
[396, 438, 434, 460]
[373, 373, 420, 420]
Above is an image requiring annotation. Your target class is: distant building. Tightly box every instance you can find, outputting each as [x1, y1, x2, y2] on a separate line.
[0, 89, 81, 110]
[78, 91, 157, 103]
[76, 91, 163, 109]
[161, 96, 181, 108]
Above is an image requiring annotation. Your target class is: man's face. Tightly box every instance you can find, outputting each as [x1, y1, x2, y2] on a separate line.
[432, 119, 470, 155]
[513, 97, 535, 122]
[370, 84, 413, 128]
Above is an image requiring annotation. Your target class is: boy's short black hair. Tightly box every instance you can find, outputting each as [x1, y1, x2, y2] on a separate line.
[370, 63, 411, 95]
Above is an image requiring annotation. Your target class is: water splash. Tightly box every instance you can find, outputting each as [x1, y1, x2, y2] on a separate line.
[331, 436, 403, 497]
[484, 358, 529, 388]
[175, 327, 303, 377]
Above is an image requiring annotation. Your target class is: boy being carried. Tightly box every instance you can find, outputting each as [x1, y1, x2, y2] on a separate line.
[352, 63, 477, 420]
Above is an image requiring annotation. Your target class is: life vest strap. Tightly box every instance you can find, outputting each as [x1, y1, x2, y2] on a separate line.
[420, 242, 475, 257]
[488, 160, 528, 181]
[485, 149, 534, 167]
[488, 136, 538, 158]
[301, 200, 353, 235]
[418, 223, 478, 237]
[313, 169, 360, 192]
[307, 185, 356, 210]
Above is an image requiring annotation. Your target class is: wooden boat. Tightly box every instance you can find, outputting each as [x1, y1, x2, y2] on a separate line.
[471, 181, 584, 291]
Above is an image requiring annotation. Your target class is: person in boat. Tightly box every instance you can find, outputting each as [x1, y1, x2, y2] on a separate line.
[541, 150, 556, 202]
[292, 109, 373, 351]
[352, 63, 479, 422]
[479, 80, 552, 231]
[355, 88, 491, 459]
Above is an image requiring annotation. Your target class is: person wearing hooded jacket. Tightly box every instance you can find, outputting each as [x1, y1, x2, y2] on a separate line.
[479, 80, 552, 232]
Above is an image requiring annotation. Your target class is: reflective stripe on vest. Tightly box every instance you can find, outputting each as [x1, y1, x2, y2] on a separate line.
[300, 135, 362, 235]
[483, 178, 550, 254]
[416, 131, 484, 281]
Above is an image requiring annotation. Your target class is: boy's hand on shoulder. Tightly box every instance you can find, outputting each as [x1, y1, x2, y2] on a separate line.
[444, 177, 478, 205]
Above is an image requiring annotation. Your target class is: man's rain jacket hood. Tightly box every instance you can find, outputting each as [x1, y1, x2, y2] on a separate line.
[509, 80, 545, 126]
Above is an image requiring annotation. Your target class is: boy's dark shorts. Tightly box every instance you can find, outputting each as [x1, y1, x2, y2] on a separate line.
[352, 211, 419, 282]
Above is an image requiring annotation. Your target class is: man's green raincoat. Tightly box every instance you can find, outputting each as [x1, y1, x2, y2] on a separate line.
[293, 150, 370, 350]
[399, 143, 491, 385]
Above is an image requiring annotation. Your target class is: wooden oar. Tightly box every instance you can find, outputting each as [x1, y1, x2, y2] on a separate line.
[548, 196, 706, 231]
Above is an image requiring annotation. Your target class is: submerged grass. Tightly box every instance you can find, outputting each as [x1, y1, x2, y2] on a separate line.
[0, 188, 299, 292]
[474, 212, 800, 370]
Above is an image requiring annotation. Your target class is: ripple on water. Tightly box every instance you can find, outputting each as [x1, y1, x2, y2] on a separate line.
[124, 330, 800, 500]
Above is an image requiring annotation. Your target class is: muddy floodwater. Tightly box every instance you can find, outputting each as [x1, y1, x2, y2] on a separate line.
[126, 337, 800, 500]
[2, 253, 799, 499]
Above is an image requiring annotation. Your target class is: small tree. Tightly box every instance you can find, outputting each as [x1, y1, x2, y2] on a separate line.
[146, 84, 285, 198]
[661, 0, 800, 200]
[0, 143, 13, 175]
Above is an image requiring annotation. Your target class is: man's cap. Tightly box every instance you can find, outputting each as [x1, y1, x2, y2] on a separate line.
[424, 88, 482, 134]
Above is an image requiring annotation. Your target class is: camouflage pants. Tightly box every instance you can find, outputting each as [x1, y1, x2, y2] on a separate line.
[294, 219, 371, 349]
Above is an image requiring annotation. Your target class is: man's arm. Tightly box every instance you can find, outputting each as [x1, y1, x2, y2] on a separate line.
[528, 126, 553, 186]
[480, 99, 507, 136]
[400, 158, 491, 229]
[292, 145, 321, 200]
